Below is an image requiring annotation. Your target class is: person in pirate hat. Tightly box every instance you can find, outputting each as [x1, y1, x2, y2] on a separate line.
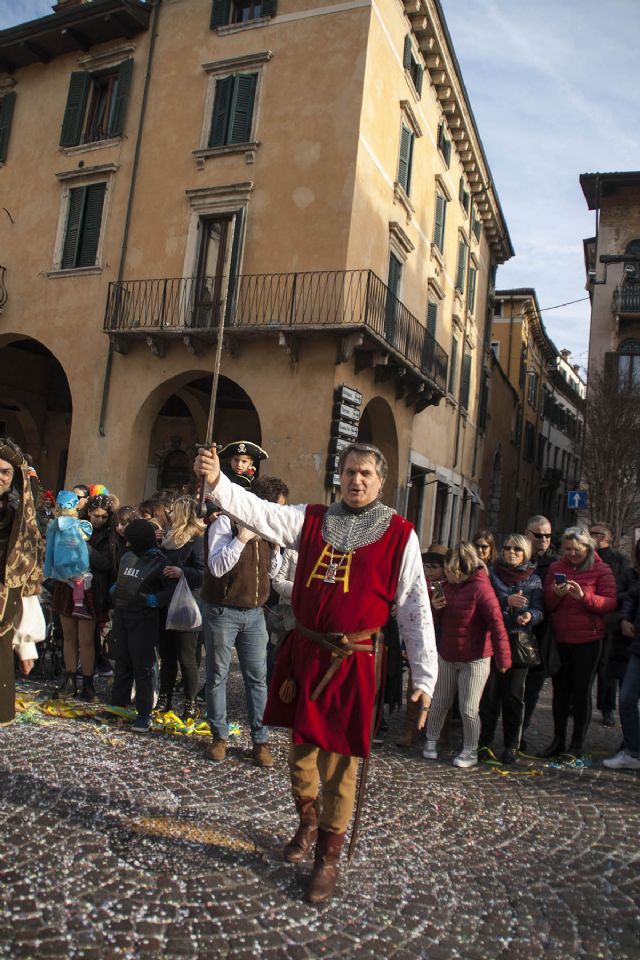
[218, 441, 268, 489]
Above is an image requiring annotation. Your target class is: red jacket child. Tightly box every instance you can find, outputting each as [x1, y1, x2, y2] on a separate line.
[437, 567, 511, 669]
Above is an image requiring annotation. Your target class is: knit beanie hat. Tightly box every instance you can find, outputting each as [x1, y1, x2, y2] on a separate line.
[125, 519, 158, 557]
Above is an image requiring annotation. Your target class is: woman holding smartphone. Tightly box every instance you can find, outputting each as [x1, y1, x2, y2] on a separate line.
[479, 534, 544, 764]
[540, 527, 617, 759]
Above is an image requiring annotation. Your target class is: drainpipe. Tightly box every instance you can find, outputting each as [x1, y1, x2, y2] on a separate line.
[98, 0, 162, 436]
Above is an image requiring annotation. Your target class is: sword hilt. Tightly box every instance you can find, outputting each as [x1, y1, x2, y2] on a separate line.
[195, 442, 221, 518]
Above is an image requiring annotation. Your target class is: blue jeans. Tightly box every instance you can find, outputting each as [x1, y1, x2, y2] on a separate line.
[203, 603, 269, 743]
[619, 653, 640, 756]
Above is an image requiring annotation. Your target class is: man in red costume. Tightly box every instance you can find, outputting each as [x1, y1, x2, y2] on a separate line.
[195, 441, 437, 902]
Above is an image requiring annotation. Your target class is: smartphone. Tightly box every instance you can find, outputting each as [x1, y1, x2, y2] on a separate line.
[431, 581, 444, 600]
[554, 573, 567, 585]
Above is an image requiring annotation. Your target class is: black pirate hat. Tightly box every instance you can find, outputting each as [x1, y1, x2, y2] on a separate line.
[218, 441, 268, 462]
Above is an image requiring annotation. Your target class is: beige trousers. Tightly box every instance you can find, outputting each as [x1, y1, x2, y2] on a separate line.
[288, 739, 360, 833]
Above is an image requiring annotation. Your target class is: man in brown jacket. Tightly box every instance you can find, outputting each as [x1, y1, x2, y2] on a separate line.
[202, 442, 280, 767]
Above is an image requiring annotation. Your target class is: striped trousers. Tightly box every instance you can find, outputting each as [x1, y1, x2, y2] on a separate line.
[426, 655, 492, 751]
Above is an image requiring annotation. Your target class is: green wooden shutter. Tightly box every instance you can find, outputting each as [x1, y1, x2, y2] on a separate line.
[426, 300, 437, 337]
[262, 0, 277, 16]
[468, 265, 477, 312]
[0, 91, 16, 163]
[61, 187, 87, 268]
[109, 58, 133, 137]
[209, 75, 234, 146]
[460, 352, 472, 410]
[397, 125, 413, 193]
[414, 63, 423, 95]
[456, 240, 467, 291]
[210, 0, 231, 28]
[433, 193, 446, 251]
[448, 335, 458, 394]
[225, 208, 246, 326]
[229, 73, 257, 144]
[77, 182, 106, 267]
[403, 35, 412, 69]
[60, 71, 90, 147]
[444, 136, 451, 167]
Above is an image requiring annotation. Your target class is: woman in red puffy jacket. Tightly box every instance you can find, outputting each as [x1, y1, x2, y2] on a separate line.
[423, 542, 511, 768]
[539, 526, 617, 759]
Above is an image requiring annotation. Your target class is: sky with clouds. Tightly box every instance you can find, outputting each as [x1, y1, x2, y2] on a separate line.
[2, 0, 639, 370]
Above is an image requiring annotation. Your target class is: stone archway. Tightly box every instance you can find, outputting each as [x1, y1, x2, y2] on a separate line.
[0, 335, 72, 490]
[358, 396, 399, 507]
[127, 372, 261, 500]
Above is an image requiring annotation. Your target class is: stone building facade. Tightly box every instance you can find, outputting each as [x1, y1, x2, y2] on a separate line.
[0, 0, 512, 545]
[482, 289, 585, 537]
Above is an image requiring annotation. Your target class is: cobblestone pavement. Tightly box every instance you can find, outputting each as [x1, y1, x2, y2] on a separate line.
[1, 663, 639, 960]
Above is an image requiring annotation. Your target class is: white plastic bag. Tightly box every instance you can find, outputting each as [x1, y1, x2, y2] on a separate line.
[166, 576, 202, 632]
[13, 595, 46, 645]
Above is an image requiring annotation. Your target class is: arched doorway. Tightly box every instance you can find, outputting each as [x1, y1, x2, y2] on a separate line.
[143, 374, 261, 498]
[358, 397, 399, 507]
[0, 337, 72, 490]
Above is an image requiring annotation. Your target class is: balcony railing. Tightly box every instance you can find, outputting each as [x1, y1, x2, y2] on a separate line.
[614, 283, 640, 316]
[0, 266, 6, 313]
[104, 269, 449, 393]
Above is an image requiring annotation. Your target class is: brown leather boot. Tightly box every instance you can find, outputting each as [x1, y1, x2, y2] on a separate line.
[283, 796, 319, 863]
[306, 828, 346, 904]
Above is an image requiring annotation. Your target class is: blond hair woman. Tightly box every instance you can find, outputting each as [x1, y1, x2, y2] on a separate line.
[157, 496, 206, 719]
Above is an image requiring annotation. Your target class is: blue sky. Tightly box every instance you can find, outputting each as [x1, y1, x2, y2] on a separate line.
[3, 1, 639, 370]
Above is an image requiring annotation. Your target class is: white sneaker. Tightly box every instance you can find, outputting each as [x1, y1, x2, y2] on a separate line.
[422, 739, 438, 760]
[453, 748, 478, 768]
[602, 750, 640, 770]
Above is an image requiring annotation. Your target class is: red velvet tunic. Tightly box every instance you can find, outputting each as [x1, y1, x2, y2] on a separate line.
[263, 505, 412, 757]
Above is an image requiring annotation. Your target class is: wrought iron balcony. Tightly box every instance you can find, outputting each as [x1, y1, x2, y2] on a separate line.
[542, 467, 563, 487]
[0, 266, 6, 313]
[104, 269, 449, 400]
[614, 283, 640, 316]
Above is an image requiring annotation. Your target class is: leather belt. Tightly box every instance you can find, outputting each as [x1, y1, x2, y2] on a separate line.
[295, 622, 383, 701]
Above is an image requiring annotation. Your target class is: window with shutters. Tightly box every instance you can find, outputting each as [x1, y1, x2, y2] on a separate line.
[0, 91, 16, 164]
[471, 206, 482, 242]
[478, 370, 489, 430]
[210, 0, 277, 28]
[437, 121, 451, 167]
[433, 191, 447, 254]
[448, 335, 459, 395]
[60, 60, 133, 148]
[460, 351, 472, 411]
[59, 182, 107, 270]
[209, 73, 258, 148]
[396, 123, 414, 196]
[467, 264, 477, 313]
[459, 178, 470, 214]
[455, 238, 468, 293]
[402, 35, 423, 96]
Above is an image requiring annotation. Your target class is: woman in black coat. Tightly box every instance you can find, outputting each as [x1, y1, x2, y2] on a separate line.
[156, 496, 205, 719]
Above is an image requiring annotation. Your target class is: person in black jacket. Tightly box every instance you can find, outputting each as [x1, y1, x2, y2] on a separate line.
[479, 535, 544, 763]
[603, 538, 640, 769]
[590, 521, 632, 725]
[110, 520, 173, 732]
[156, 496, 205, 719]
[520, 514, 557, 748]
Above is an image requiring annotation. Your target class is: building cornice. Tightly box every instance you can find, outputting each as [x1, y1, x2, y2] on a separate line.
[405, 0, 514, 264]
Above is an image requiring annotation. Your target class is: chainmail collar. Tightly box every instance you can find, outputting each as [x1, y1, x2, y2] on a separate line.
[322, 498, 395, 552]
